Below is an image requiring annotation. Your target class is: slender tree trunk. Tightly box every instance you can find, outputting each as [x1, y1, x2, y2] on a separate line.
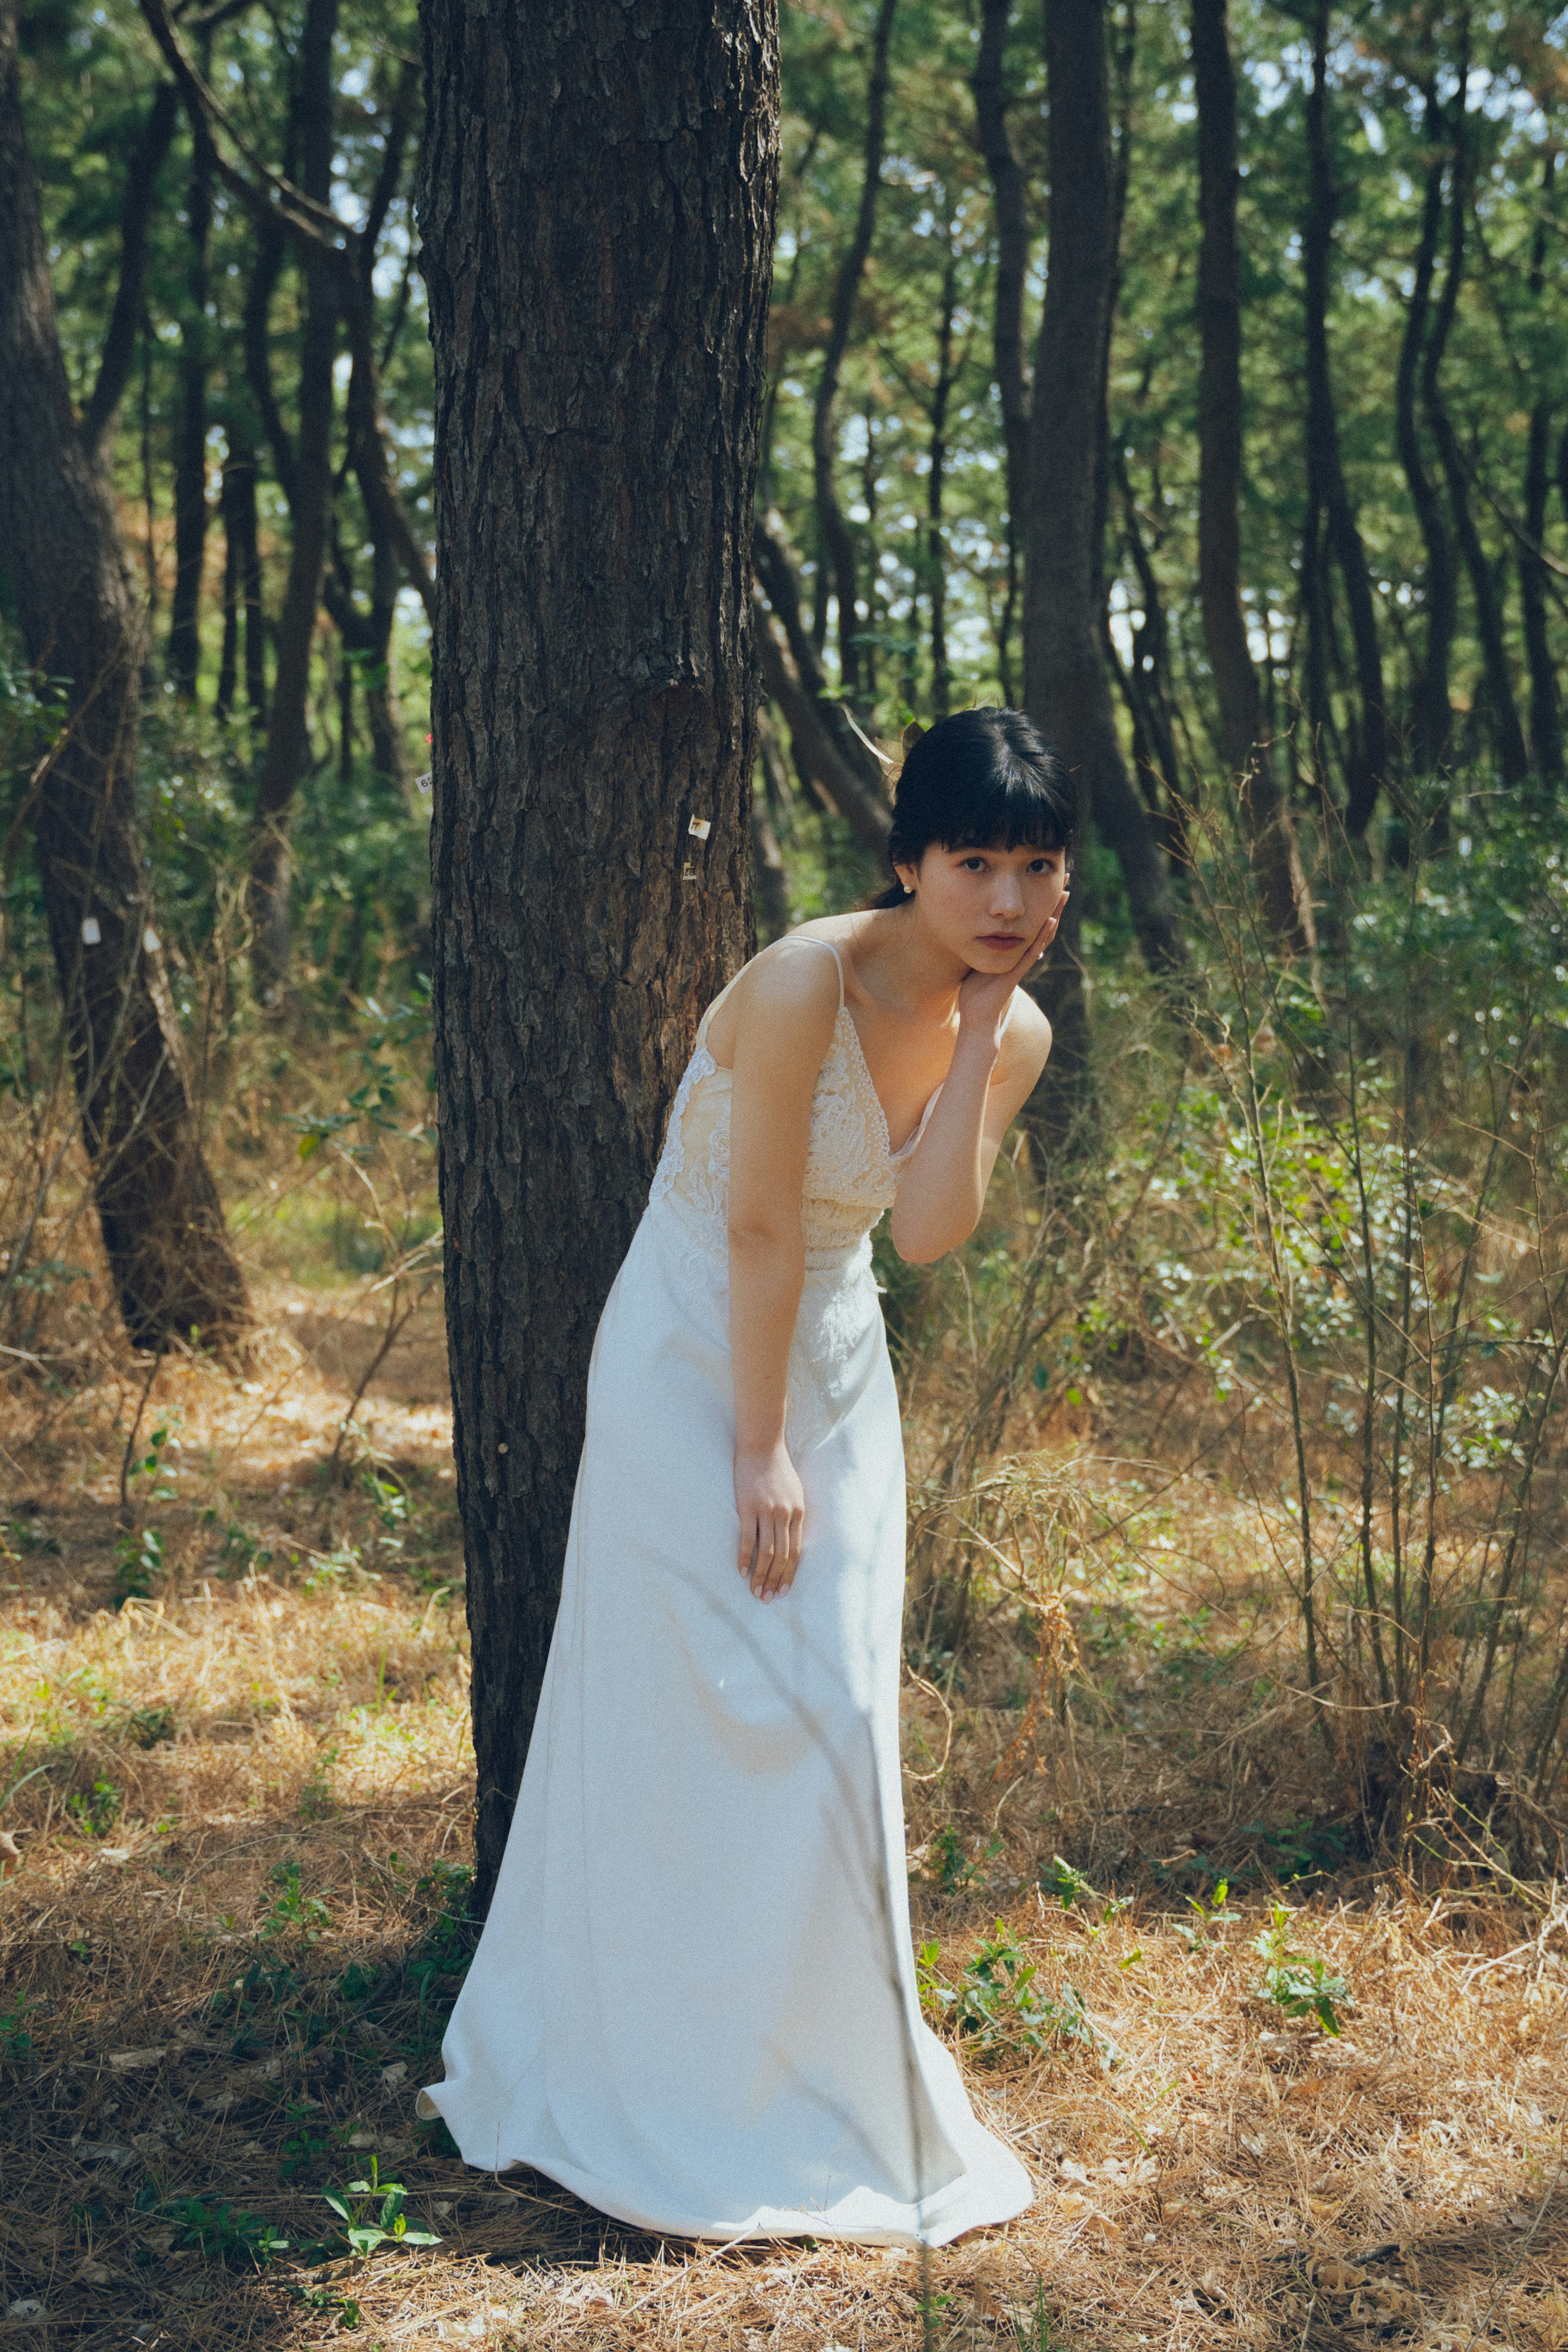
[0, 0, 249, 1353]
[1521, 149, 1558, 785]
[167, 87, 214, 700]
[1421, 63, 1528, 788]
[80, 82, 178, 461]
[971, 0, 1030, 703]
[810, 0, 896, 709]
[1303, 0, 1386, 834]
[927, 239, 959, 722]
[1398, 83, 1458, 780]
[217, 462, 240, 719]
[1025, 0, 1185, 1135]
[1190, 0, 1309, 946]
[248, 0, 339, 998]
[423, 0, 780, 1913]
[752, 515, 886, 803]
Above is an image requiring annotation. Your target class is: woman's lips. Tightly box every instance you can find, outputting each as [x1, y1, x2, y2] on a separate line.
[979, 933, 1024, 949]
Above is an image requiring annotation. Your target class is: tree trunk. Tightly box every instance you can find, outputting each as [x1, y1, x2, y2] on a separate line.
[926, 238, 959, 722]
[1025, 0, 1185, 1091]
[0, 0, 249, 1354]
[1303, 0, 1386, 835]
[810, 0, 896, 709]
[1397, 83, 1457, 779]
[971, 0, 1030, 703]
[167, 89, 214, 700]
[1190, 0, 1308, 947]
[1421, 65, 1528, 789]
[1522, 152, 1559, 787]
[248, 0, 339, 998]
[422, 0, 780, 1913]
[80, 82, 178, 461]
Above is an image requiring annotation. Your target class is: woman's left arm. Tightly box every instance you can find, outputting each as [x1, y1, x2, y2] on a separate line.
[889, 937, 1057, 1265]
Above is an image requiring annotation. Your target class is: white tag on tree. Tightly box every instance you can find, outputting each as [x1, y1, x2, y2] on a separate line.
[80, 916, 101, 945]
[688, 816, 712, 840]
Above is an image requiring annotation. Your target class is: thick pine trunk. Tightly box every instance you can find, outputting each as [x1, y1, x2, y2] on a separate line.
[0, 0, 249, 1354]
[1024, 0, 1184, 1117]
[1190, 0, 1308, 947]
[421, 0, 780, 1911]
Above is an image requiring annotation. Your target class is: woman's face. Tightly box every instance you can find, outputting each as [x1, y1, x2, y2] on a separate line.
[894, 839, 1069, 971]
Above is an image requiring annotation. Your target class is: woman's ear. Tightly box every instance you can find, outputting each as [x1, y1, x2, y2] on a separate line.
[900, 720, 927, 753]
[891, 859, 918, 898]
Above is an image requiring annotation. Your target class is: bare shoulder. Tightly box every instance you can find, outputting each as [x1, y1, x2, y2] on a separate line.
[1001, 989, 1053, 1087]
[708, 933, 842, 1074]
[736, 933, 844, 1023]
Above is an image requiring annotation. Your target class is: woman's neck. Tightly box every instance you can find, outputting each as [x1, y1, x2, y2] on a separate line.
[853, 905, 968, 1026]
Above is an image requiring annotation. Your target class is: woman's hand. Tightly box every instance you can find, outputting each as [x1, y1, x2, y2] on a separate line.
[956, 891, 1069, 1042]
[734, 1440, 806, 1602]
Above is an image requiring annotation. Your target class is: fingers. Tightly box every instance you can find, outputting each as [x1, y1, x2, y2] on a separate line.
[739, 1504, 805, 1601]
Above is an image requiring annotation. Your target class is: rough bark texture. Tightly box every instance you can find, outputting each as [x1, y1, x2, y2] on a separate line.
[1302, 0, 1385, 835]
[421, 0, 780, 1911]
[1522, 157, 1559, 785]
[0, 0, 249, 1354]
[247, 0, 340, 995]
[1024, 0, 1185, 1086]
[809, 0, 895, 709]
[80, 82, 178, 461]
[1190, 0, 1307, 947]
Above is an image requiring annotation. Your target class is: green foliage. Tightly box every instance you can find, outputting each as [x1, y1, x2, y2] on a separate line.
[66, 1776, 121, 1838]
[159, 2193, 291, 2267]
[1175, 1880, 1240, 1952]
[317, 2154, 440, 2264]
[0, 1995, 38, 2061]
[1252, 1905, 1352, 2035]
[261, 1859, 334, 1944]
[918, 1921, 1116, 2065]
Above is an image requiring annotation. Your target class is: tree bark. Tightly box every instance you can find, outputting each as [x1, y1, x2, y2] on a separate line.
[1302, 0, 1386, 835]
[926, 236, 959, 722]
[1421, 63, 1528, 789]
[80, 82, 178, 461]
[1025, 0, 1185, 1088]
[247, 0, 339, 997]
[216, 437, 265, 722]
[0, 0, 249, 1354]
[1521, 152, 1559, 785]
[753, 514, 886, 801]
[1397, 82, 1457, 779]
[756, 609, 893, 855]
[167, 81, 214, 700]
[971, 0, 1030, 701]
[1190, 0, 1308, 946]
[422, 0, 780, 1913]
[810, 0, 896, 710]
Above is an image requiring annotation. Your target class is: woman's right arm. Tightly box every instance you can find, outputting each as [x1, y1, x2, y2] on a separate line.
[724, 946, 841, 1602]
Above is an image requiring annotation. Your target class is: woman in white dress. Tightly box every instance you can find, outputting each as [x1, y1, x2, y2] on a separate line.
[419, 709, 1073, 2245]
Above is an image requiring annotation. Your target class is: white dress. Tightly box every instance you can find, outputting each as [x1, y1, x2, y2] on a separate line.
[419, 938, 1033, 2245]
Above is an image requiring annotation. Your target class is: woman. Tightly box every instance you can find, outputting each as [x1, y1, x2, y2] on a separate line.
[419, 708, 1073, 2245]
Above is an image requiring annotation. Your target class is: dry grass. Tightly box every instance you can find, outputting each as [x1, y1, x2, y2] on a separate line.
[2, 1072, 1567, 2348]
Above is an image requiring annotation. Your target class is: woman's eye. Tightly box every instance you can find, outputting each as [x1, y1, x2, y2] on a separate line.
[961, 857, 987, 872]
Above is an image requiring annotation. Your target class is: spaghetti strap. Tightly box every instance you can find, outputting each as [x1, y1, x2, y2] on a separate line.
[699, 937, 846, 1043]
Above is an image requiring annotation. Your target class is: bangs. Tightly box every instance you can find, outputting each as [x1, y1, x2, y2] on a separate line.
[934, 758, 1072, 855]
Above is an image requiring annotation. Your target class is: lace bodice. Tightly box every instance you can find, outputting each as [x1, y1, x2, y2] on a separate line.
[648, 939, 938, 1272]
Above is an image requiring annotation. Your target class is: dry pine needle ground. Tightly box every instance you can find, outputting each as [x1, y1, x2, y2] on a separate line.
[2, 1286, 1566, 2351]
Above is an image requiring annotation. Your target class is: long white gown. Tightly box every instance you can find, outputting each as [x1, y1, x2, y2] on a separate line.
[419, 939, 1033, 2245]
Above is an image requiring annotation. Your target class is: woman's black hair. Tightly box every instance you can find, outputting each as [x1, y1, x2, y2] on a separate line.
[866, 708, 1074, 908]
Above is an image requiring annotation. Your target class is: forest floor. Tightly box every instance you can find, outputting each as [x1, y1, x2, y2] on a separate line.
[1, 1268, 1566, 2351]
